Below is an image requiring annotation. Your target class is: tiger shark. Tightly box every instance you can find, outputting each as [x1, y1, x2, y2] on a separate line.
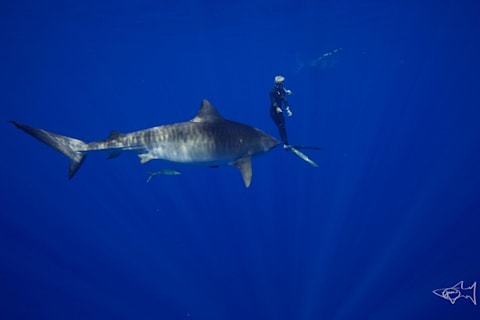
[9, 99, 280, 187]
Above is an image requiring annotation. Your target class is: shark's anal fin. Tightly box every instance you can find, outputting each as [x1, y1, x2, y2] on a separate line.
[108, 151, 121, 159]
[232, 157, 252, 188]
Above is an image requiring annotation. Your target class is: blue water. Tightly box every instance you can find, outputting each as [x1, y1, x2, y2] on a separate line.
[1, 1, 479, 319]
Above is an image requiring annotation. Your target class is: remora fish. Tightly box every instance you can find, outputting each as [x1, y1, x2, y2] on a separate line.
[9, 99, 280, 187]
[146, 169, 182, 183]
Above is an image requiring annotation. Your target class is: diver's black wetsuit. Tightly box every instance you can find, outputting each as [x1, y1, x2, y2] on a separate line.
[270, 83, 290, 145]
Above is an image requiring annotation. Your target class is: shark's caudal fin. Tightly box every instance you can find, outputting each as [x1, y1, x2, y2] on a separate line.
[9, 121, 88, 179]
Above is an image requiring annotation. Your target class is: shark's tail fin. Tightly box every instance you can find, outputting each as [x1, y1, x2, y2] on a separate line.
[9, 121, 88, 178]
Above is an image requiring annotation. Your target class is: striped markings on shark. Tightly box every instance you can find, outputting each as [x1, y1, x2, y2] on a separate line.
[10, 99, 320, 188]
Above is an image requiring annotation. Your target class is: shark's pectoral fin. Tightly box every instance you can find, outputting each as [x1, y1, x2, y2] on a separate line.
[232, 157, 252, 188]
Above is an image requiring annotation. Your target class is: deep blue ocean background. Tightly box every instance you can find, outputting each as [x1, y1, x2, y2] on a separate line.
[1, 1, 480, 319]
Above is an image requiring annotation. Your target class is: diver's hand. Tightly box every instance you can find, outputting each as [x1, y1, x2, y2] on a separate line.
[276, 107, 282, 113]
[285, 89, 292, 95]
[286, 107, 293, 117]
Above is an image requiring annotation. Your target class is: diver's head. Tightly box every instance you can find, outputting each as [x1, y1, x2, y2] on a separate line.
[274, 75, 285, 87]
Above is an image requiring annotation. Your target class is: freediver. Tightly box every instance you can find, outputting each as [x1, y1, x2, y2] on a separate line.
[269, 75, 293, 149]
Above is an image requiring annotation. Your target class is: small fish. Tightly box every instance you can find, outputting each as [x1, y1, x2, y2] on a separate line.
[146, 169, 182, 183]
[433, 281, 477, 305]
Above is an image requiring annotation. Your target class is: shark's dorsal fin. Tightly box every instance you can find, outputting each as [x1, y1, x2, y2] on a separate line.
[191, 99, 224, 122]
[108, 130, 125, 139]
[232, 157, 252, 188]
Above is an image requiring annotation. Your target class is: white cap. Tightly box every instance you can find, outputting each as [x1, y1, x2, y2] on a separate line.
[274, 75, 285, 84]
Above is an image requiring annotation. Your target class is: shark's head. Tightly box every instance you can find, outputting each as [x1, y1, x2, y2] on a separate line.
[252, 128, 280, 155]
[193, 99, 280, 155]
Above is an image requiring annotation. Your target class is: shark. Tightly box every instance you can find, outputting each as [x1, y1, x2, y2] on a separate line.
[295, 48, 343, 74]
[9, 99, 280, 187]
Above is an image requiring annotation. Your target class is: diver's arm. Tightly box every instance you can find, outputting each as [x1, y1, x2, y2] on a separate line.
[282, 92, 293, 116]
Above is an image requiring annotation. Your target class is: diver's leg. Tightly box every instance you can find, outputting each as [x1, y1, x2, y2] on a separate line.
[270, 107, 289, 145]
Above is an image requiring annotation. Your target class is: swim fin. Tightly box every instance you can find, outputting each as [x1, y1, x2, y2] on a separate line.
[288, 146, 319, 167]
[290, 145, 323, 151]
